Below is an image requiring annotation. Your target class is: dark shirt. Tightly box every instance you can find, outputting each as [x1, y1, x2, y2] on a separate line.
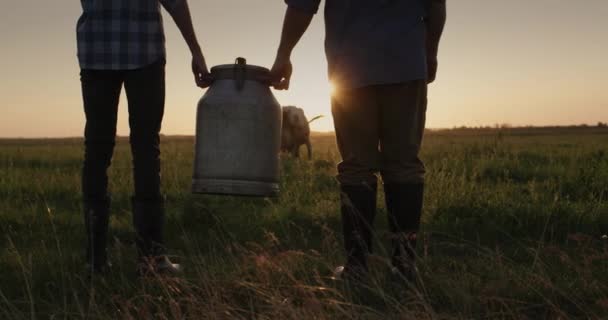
[286, 0, 428, 89]
[77, 0, 181, 70]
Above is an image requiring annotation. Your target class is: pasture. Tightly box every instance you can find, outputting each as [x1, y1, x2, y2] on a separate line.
[1, 127, 607, 319]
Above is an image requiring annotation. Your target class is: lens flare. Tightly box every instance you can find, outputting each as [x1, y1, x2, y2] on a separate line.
[329, 81, 337, 96]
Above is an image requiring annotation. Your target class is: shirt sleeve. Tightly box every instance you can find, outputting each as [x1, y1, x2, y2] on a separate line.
[159, 0, 183, 12]
[285, 0, 321, 14]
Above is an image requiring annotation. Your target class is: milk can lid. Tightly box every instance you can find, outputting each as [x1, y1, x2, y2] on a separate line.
[210, 57, 271, 86]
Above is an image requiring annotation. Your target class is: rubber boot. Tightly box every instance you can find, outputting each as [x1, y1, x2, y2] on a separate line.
[384, 183, 424, 282]
[334, 183, 377, 281]
[84, 198, 111, 274]
[132, 198, 181, 275]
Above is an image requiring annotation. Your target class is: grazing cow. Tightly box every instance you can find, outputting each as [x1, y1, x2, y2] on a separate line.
[281, 106, 322, 159]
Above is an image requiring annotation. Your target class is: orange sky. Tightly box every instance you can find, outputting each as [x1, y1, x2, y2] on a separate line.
[0, 0, 607, 137]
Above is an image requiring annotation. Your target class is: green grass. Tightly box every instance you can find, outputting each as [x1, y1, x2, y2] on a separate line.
[1, 128, 607, 319]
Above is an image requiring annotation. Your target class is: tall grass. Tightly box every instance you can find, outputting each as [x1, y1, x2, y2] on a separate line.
[1, 129, 607, 319]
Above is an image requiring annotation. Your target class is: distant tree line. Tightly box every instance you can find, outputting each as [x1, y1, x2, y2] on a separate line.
[424, 122, 608, 137]
[449, 122, 608, 130]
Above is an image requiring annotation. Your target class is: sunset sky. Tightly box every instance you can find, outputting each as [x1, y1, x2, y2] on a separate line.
[0, 0, 607, 138]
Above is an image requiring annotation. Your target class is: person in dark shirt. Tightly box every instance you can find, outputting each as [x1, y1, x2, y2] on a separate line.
[77, 0, 212, 276]
[271, 0, 447, 282]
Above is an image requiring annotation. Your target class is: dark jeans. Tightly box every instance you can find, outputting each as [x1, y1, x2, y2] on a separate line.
[331, 80, 427, 186]
[80, 60, 165, 203]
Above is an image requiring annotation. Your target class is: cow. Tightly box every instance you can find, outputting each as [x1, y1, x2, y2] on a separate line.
[281, 106, 322, 159]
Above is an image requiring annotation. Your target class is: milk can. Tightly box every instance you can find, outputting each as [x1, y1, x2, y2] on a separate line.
[192, 58, 282, 197]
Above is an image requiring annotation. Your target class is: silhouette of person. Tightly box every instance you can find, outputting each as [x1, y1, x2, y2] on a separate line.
[77, 0, 211, 276]
[271, 0, 446, 282]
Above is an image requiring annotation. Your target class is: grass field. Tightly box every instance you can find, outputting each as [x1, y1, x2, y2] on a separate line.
[1, 127, 608, 319]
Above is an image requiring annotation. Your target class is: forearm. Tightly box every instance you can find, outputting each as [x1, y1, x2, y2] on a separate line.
[165, 0, 202, 56]
[426, 0, 447, 57]
[276, 7, 314, 58]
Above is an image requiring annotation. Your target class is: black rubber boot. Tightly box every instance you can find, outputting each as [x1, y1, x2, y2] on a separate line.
[132, 198, 180, 275]
[334, 183, 377, 281]
[384, 183, 424, 282]
[84, 198, 111, 274]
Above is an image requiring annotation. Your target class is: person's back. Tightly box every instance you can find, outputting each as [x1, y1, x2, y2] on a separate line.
[77, 0, 170, 70]
[326, 0, 428, 88]
[288, 0, 428, 89]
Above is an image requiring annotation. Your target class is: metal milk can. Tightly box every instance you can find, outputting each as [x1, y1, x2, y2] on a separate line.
[192, 58, 282, 197]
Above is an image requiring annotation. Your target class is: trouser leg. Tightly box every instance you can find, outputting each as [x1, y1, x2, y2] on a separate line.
[81, 69, 122, 203]
[124, 60, 166, 257]
[80, 69, 123, 270]
[378, 81, 427, 185]
[331, 87, 381, 187]
[124, 59, 165, 202]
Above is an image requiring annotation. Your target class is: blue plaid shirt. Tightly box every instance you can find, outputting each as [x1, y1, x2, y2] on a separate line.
[77, 0, 182, 70]
[286, 0, 428, 89]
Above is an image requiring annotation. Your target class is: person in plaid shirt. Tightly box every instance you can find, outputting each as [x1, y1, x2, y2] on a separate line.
[77, 0, 212, 276]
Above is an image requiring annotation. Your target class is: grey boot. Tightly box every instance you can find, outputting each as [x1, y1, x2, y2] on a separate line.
[132, 199, 181, 275]
[84, 198, 111, 274]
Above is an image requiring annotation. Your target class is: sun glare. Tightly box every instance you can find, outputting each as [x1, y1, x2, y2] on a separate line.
[328, 81, 337, 96]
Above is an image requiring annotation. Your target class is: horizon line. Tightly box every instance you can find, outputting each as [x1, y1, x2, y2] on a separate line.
[2, 123, 607, 140]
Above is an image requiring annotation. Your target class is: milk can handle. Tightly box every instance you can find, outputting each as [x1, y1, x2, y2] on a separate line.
[233, 57, 247, 91]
